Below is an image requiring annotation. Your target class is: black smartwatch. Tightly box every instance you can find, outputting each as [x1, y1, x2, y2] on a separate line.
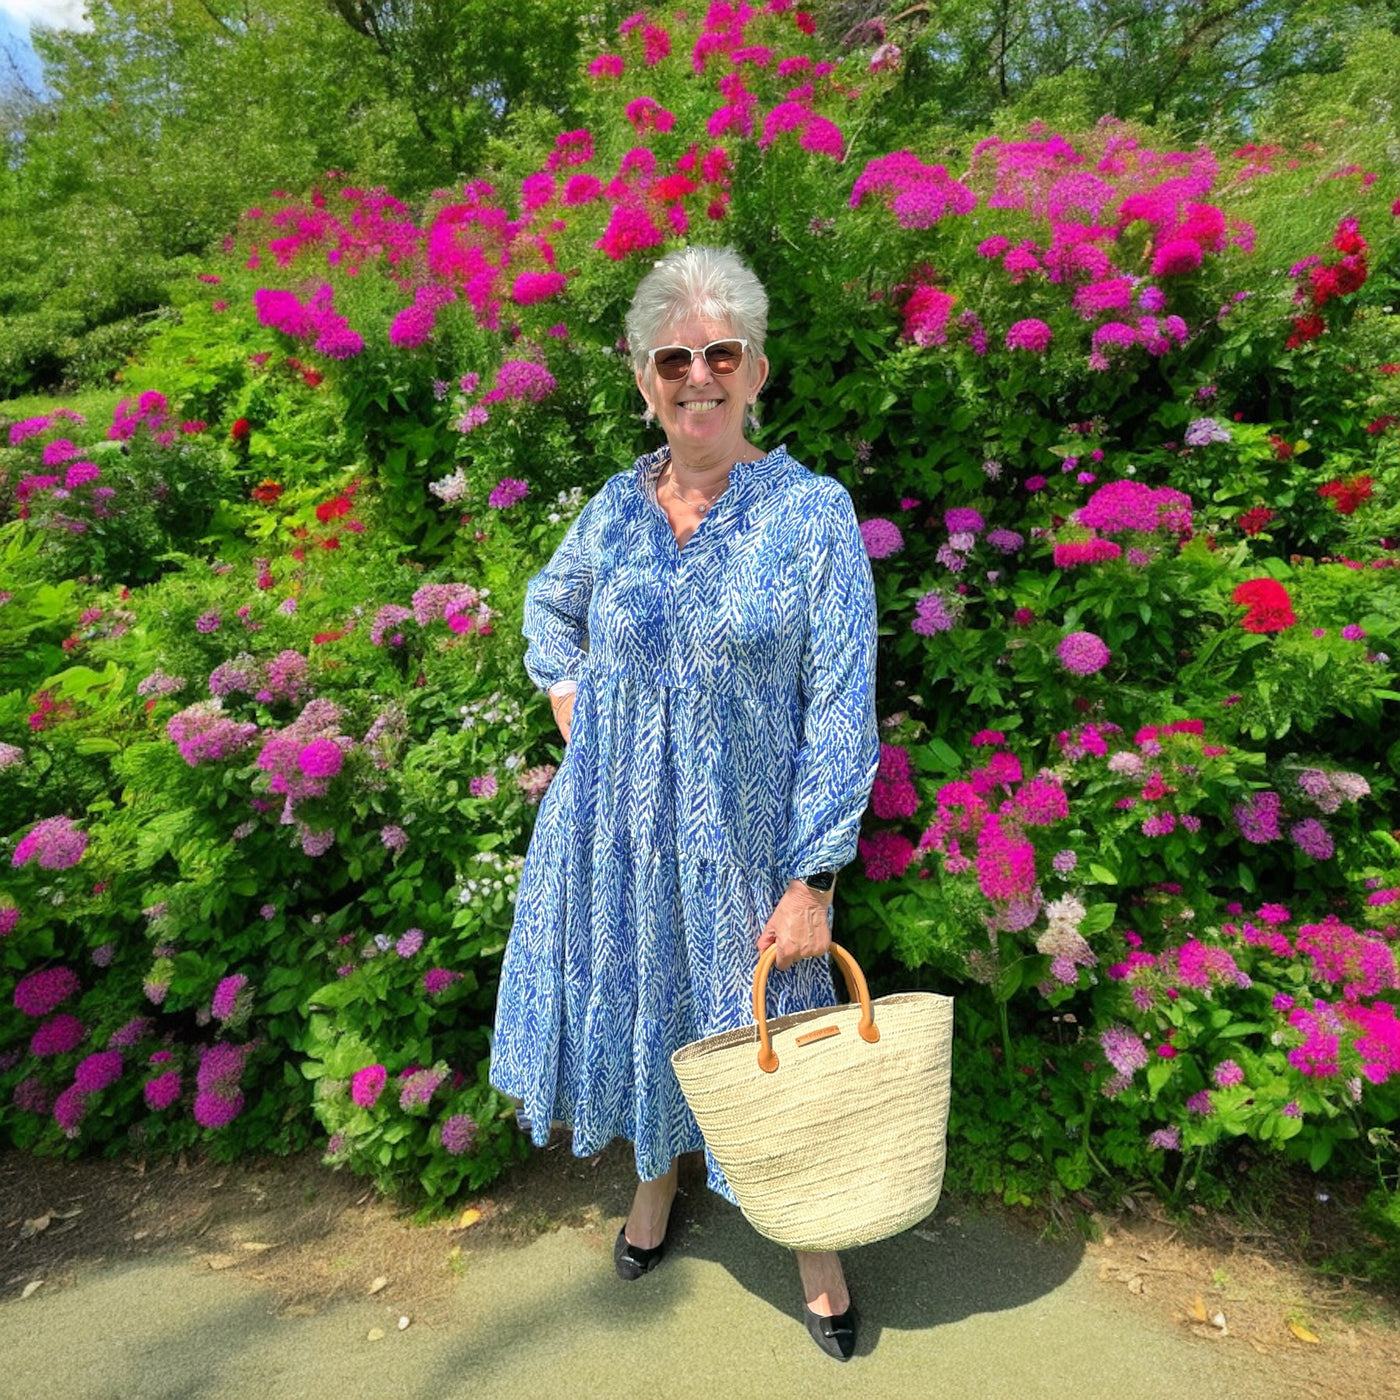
[800, 869, 836, 892]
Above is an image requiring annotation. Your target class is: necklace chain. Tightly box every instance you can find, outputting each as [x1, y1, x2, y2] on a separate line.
[663, 466, 728, 515]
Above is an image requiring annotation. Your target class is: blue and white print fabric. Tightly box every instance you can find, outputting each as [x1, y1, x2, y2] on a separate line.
[489, 442, 878, 1199]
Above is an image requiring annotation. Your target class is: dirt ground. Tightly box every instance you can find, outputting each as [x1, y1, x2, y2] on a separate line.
[2, 1141, 1398, 1399]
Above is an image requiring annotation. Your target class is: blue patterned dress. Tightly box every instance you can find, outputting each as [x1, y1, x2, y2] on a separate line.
[489, 442, 878, 1199]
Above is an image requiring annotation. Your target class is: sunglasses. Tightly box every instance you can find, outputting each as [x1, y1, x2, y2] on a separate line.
[647, 338, 748, 381]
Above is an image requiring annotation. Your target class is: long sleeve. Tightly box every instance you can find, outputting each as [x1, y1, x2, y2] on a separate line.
[522, 489, 606, 694]
[782, 484, 879, 879]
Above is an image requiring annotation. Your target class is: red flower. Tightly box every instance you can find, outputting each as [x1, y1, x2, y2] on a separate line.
[319, 536, 340, 550]
[1238, 506, 1275, 536]
[302, 368, 323, 388]
[1318, 475, 1374, 514]
[1232, 578, 1296, 633]
[1378, 363, 1400, 375]
[1286, 313, 1325, 349]
[1334, 253, 1368, 296]
[1366, 415, 1396, 436]
[250, 479, 283, 504]
[315, 494, 353, 523]
[230, 417, 251, 444]
[1267, 434, 1293, 460]
[312, 629, 346, 645]
[795, 10, 816, 34]
[1334, 217, 1367, 255]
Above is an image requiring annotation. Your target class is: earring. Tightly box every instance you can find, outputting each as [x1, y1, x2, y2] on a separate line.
[642, 404, 656, 427]
[746, 401, 761, 435]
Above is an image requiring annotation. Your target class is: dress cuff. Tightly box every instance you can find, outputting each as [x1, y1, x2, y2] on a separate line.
[547, 680, 579, 699]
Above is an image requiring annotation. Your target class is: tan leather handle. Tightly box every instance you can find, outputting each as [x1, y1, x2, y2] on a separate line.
[753, 942, 879, 1074]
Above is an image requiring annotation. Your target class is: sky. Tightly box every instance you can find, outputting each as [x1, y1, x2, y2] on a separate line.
[0, 2, 90, 92]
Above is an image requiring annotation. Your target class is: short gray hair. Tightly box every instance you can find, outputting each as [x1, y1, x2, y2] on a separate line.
[625, 245, 768, 376]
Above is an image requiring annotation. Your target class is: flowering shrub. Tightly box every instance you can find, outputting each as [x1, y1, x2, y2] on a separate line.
[3, 1, 1400, 1210]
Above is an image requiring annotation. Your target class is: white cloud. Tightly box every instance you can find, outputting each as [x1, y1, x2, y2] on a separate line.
[0, 2, 92, 30]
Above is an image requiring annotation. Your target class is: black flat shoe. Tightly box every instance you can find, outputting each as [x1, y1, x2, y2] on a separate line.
[614, 1224, 667, 1281]
[804, 1303, 857, 1360]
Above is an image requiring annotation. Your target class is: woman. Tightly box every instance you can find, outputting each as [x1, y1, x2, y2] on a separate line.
[490, 245, 878, 1360]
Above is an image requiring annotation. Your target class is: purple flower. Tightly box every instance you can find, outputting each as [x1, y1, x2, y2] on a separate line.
[211, 974, 249, 1022]
[1140, 812, 1176, 837]
[380, 824, 409, 854]
[1100, 1025, 1149, 1077]
[351, 1064, 387, 1108]
[1184, 417, 1231, 446]
[14, 966, 81, 1017]
[1341, 624, 1366, 642]
[260, 903, 277, 920]
[399, 1067, 447, 1109]
[986, 528, 1023, 553]
[944, 507, 985, 535]
[396, 928, 424, 958]
[912, 589, 957, 636]
[440, 1113, 478, 1155]
[1212, 1059, 1245, 1088]
[108, 1016, 151, 1049]
[1234, 791, 1282, 844]
[195, 611, 222, 634]
[1186, 1090, 1214, 1115]
[423, 968, 460, 995]
[144, 1070, 181, 1111]
[0, 906, 19, 937]
[194, 1090, 245, 1128]
[31, 1014, 85, 1057]
[74, 1050, 122, 1093]
[1146, 1126, 1181, 1151]
[12, 816, 88, 870]
[53, 1085, 89, 1138]
[469, 774, 498, 799]
[1057, 631, 1111, 676]
[859, 518, 904, 559]
[1052, 849, 1078, 875]
[488, 477, 531, 509]
[1290, 819, 1334, 860]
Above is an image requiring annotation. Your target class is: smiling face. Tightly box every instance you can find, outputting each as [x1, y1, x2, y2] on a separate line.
[636, 315, 769, 471]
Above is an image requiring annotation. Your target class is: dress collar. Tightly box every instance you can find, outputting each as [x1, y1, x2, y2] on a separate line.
[633, 441, 791, 500]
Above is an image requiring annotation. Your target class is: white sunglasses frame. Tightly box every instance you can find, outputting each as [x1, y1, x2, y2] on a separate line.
[646, 338, 750, 380]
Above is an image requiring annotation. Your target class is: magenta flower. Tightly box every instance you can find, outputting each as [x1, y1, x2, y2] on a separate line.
[488, 478, 530, 509]
[31, 1013, 86, 1057]
[14, 966, 80, 1017]
[296, 737, 344, 779]
[351, 1064, 387, 1108]
[1056, 631, 1111, 676]
[1212, 1059, 1245, 1088]
[1006, 318, 1053, 353]
[423, 967, 461, 995]
[194, 1090, 245, 1128]
[211, 974, 249, 1022]
[12, 815, 88, 870]
[469, 774, 498, 798]
[53, 1085, 89, 1138]
[74, 1050, 123, 1093]
[144, 1070, 181, 1111]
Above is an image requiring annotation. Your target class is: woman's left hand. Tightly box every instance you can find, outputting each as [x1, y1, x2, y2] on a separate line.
[757, 880, 835, 971]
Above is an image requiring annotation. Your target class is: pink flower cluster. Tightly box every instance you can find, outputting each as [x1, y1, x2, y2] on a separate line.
[166, 700, 260, 767]
[194, 1041, 251, 1128]
[12, 816, 88, 870]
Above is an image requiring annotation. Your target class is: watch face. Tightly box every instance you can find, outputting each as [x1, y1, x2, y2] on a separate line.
[803, 870, 836, 892]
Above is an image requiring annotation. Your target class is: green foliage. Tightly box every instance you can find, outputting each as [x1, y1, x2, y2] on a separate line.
[2, 1, 1400, 1217]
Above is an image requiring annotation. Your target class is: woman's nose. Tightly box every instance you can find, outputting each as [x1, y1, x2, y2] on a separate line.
[687, 351, 714, 385]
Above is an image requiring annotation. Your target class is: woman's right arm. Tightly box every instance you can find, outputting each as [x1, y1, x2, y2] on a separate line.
[523, 491, 605, 738]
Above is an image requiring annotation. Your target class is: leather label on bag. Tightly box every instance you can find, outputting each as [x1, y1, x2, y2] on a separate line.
[794, 1025, 840, 1047]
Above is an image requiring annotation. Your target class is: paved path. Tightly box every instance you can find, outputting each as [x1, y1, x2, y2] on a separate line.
[0, 1196, 1295, 1400]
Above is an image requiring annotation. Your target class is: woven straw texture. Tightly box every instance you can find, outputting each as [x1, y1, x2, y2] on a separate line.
[672, 984, 954, 1251]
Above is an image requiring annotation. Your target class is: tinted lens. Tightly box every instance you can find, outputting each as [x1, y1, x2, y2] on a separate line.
[652, 347, 693, 380]
[703, 341, 744, 375]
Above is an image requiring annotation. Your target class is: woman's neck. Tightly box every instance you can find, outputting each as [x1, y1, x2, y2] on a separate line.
[666, 439, 759, 489]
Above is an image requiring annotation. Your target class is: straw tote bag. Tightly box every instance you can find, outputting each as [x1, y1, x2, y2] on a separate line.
[671, 943, 954, 1252]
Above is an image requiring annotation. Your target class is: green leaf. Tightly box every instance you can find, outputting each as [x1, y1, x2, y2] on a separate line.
[1088, 863, 1118, 885]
